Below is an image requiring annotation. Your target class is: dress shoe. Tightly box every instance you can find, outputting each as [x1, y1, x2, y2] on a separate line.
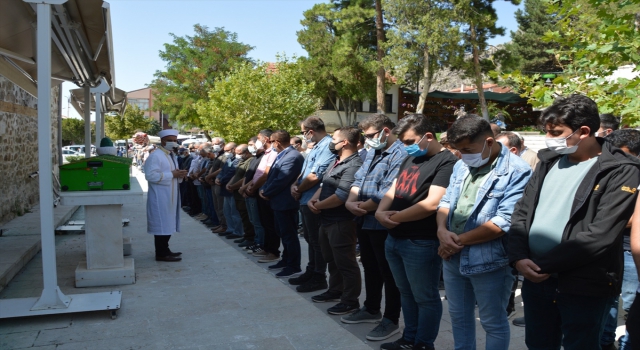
[212, 226, 227, 233]
[168, 251, 182, 257]
[211, 225, 222, 231]
[225, 234, 243, 240]
[156, 255, 182, 262]
[218, 231, 232, 237]
[233, 238, 245, 244]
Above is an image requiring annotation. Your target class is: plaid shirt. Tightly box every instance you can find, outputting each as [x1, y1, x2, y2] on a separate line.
[351, 140, 407, 230]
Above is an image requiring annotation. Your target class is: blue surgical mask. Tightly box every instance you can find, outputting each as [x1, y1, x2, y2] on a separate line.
[404, 134, 429, 157]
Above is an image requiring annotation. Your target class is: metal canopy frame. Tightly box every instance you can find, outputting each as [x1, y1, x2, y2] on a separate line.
[0, 0, 122, 320]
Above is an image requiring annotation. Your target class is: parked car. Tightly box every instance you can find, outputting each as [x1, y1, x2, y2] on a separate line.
[62, 149, 84, 164]
[181, 134, 208, 147]
[63, 145, 96, 156]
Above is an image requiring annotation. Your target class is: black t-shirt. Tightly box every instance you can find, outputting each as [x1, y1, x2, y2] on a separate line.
[388, 150, 457, 240]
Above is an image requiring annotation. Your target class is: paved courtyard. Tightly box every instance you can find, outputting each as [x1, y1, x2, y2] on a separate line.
[0, 168, 625, 349]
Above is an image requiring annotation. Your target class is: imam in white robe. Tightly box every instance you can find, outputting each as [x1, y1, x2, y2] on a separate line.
[144, 147, 182, 235]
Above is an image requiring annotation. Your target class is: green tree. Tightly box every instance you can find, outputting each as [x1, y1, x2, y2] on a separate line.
[61, 118, 85, 145]
[383, 0, 461, 114]
[104, 105, 152, 140]
[498, 0, 640, 123]
[144, 119, 162, 137]
[494, 0, 562, 73]
[196, 58, 320, 142]
[454, 0, 520, 120]
[149, 24, 253, 137]
[298, 1, 378, 126]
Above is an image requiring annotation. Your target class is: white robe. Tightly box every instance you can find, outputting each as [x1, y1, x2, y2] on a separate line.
[144, 147, 182, 235]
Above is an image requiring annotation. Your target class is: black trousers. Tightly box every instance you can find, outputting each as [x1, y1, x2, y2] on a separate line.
[319, 220, 361, 307]
[154, 235, 171, 257]
[187, 180, 201, 215]
[358, 227, 402, 323]
[300, 205, 326, 275]
[257, 195, 280, 257]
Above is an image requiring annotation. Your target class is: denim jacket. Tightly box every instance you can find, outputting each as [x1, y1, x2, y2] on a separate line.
[438, 144, 532, 275]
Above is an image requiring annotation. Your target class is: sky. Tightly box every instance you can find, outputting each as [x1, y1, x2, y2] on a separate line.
[62, 0, 522, 119]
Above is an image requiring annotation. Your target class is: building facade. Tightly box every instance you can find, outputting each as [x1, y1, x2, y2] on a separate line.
[126, 87, 170, 129]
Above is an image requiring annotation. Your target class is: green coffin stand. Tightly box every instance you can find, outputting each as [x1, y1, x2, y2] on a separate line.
[60, 155, 132, 191]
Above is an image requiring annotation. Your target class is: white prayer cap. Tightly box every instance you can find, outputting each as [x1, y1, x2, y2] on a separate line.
[158, 129, 179, 138]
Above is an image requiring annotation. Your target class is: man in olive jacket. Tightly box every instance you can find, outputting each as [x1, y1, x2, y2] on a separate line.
[508, 94, 640, 350]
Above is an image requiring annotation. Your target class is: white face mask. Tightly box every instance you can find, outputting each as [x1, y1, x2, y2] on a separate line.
[248, 145, 256, 154]
[213, 144, 221, 152]
[365, 129, 387, 150]
[461, 140, 491, 168]
[164, 142, 178, 150]
[255, 140, 264, 150]
[225, 152, 233, 159]
[546, 129, 582, 155]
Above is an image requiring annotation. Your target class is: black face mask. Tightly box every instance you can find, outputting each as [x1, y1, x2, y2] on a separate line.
[328, 141, 340, 155]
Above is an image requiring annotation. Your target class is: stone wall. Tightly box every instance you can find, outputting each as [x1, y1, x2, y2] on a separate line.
[0, 74, 60, 225]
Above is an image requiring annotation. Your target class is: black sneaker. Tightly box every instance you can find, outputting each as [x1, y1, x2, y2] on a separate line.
[268, 261, 287, 270]
[512, 316, 525, 327]
[275, 267, 303, 278]
[413, 344, 434, 350]
[380, 338, 414, 350]
[233, 238, 245, 244]
[296, 275, 328, 293]
[327, 303, 358, 315]
[238, 240, 253, 248]
[311, 290, 341, 303]
[289, 268, 314, 285]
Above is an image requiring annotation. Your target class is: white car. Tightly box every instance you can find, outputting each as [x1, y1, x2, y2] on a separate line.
[62, 149, 84, 164]
[63, 145, 96, 156]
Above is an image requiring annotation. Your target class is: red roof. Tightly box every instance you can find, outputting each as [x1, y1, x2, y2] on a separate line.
[447, 83, 512, 93]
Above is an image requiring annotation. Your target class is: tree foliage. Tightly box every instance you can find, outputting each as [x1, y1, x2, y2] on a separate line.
[61, 118, 86, 145]
[104, 105, 152, 140]
[382, 0, 460, 113]
[298, 1, 378, 126]
[149, 24, 253, 133]
[196, 58, 320, 142]
[494, 0, 563, 73]
[497, 0, 640, 123]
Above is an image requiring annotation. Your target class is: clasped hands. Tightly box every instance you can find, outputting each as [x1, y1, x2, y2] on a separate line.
[437, 229, 464, 260]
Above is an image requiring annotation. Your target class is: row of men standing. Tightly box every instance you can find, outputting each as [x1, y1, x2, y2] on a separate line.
[147, 95, 639, 350]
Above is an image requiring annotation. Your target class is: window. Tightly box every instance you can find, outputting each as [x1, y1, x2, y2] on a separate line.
[369, 99, 378, 113]
[128, 98, 149, 111]
[321, 97, 334, 110]
[385, 94, 393, 113]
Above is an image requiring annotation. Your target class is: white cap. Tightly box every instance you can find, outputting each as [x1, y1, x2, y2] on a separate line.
[158, 129, 178, 138]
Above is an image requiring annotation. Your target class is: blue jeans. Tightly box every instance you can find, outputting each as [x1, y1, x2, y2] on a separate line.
[195, 185, 206, 214]
[601, 251, 638, 348]
[522, 278, 610, 350]
[273, 209, 301, 270]
[443, 254, 514, 350]
[223, 196, 243, 235]
[245, 197, 264, 245]
[204, 187, 219, 225]
[620, 251, 638, 349]
[385, 236, 442, 348]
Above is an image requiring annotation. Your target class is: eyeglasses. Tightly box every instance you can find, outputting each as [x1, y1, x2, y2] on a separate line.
[363, 129, 382, 139]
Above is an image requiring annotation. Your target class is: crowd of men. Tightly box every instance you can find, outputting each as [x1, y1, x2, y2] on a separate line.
[146, 94, 640, 350]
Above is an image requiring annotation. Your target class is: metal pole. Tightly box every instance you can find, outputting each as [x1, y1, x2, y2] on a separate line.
[31, 0, 70, 311]
[57, 82, 63, 166]
[94, 93, 101, 145]
[84, 85, 91, 157]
